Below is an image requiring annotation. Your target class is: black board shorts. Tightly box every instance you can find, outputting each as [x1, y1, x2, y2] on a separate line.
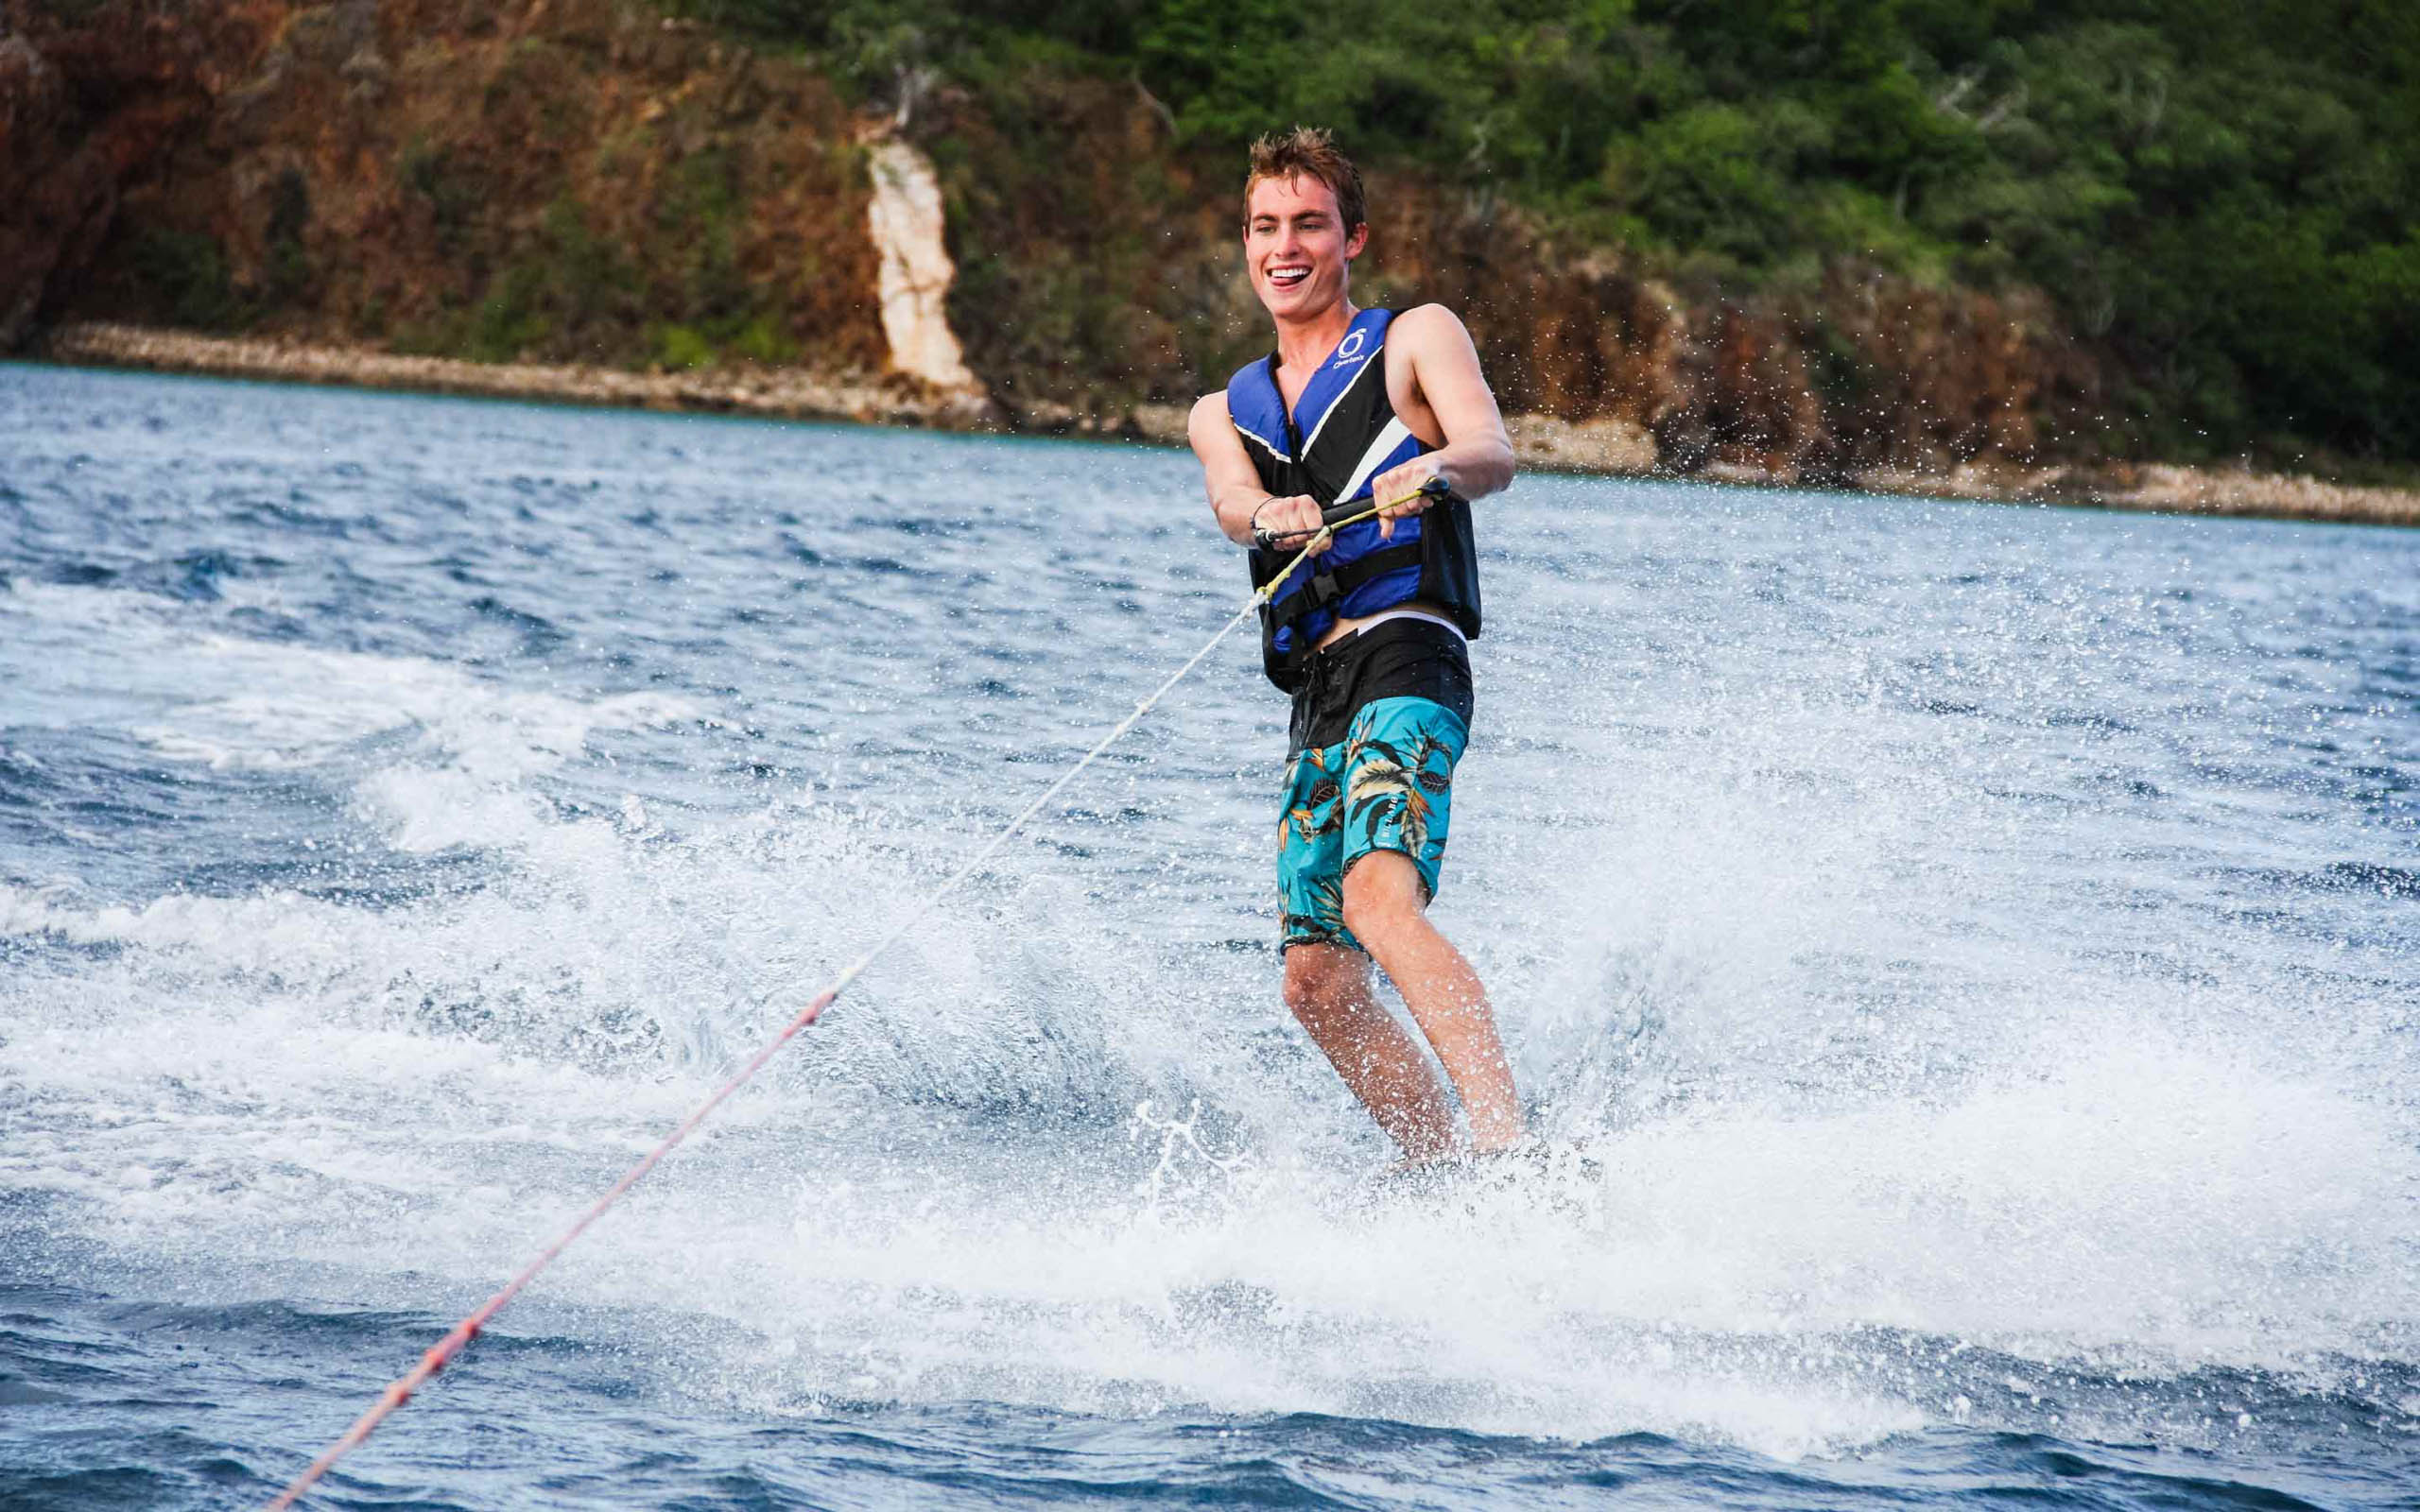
[1288, 615, 1475, 756]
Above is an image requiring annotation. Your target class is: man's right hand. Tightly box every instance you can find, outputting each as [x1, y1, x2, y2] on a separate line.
[1251, 494, 1332, 554]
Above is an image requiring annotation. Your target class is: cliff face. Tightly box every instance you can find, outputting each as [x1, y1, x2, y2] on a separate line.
[8, 0, 887, 372]
[9, 0, 2100, 482]
[1, 1, 268, 348]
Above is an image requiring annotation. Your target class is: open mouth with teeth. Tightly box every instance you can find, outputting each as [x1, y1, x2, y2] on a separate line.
[1266, 263, 1312, 291]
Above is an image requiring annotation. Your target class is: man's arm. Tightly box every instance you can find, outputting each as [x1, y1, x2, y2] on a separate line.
[1370, 304, 1515, 538]
[1189, 391, 1326, 549]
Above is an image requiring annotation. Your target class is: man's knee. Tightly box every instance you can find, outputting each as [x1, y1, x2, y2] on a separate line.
[1340, 850, 1426, 946]
[1283, 943, 1365, 1024]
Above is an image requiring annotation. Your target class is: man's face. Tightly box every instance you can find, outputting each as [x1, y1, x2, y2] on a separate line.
[1244, 173, 1367, 322]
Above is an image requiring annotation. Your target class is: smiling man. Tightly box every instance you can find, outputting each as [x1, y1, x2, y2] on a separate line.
[1187, 126, 1524, 1164]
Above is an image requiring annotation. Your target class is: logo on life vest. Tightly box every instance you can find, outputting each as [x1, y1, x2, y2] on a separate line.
[1333, 328, 1370, 367]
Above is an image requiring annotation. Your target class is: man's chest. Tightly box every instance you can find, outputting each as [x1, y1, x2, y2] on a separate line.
[1270, 346, 1436, 446]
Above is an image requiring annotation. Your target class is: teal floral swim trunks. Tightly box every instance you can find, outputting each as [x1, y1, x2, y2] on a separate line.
[1276, 618, 1475, 954]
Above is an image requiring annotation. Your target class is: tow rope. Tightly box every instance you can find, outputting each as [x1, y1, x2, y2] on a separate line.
[265, 489, 1417, 1509]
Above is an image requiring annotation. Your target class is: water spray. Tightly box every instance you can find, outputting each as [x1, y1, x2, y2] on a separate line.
[264, 486, 1431, 1508]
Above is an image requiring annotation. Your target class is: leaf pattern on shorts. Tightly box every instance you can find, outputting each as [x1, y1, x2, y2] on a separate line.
[1346, 745, 1429, 856]
[1286, 772, 1345, 847]
[1345, 728, 1455, 858]
[1282, 872, 1346, 946]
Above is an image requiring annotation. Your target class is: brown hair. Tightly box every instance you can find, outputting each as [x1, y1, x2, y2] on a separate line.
[1242, 126, 1367, 235]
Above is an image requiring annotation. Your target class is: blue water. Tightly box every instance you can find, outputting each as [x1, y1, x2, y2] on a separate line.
[3, 362, 2417, 1510]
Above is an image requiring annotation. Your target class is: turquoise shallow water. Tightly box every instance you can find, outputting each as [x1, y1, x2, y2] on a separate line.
[2, 362, 2417, 1509]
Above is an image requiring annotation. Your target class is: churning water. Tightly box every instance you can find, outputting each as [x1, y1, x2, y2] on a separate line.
[2, 362, 2416, 1509]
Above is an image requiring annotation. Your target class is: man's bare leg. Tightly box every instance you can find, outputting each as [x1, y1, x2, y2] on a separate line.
[1340, 851, 1524, 1151]
[1282, 941, 1460, 1161]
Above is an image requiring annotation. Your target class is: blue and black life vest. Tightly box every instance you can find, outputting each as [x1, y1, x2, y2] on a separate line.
[1226, 306, 1482, 692]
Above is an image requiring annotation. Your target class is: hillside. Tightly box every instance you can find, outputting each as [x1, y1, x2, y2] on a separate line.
[5, 0, 2415, 495]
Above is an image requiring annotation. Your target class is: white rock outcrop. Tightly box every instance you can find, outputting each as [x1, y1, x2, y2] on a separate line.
[863, 137, 980, 394]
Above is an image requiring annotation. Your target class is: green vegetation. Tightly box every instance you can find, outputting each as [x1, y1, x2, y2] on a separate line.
[647, 321, 717, 369]
[397, 136, 484, 254]
[389, 126, 796, 370]
[669, 0, 2419, 465]
[122, 186, 311, 333]
[263, 167, 312, 306]
[125, 229, 242, 331]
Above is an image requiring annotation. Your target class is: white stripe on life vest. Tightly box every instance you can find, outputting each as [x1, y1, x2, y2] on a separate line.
[1233, 421, 1291, 464]
[1338, 415, 1415, 504]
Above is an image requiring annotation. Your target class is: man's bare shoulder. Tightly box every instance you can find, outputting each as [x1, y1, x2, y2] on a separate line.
[1391, 302, 1477, 346]
[1187, 391, 1232, 448]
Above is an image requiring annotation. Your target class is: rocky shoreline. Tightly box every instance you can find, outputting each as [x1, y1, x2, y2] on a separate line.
[38, 322, 991, 428]
[39, 322, 2420, 529]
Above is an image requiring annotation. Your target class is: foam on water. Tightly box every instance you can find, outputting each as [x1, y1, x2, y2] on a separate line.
[5, 630, 2409, 1465]
[3, 368, 2416, 1503]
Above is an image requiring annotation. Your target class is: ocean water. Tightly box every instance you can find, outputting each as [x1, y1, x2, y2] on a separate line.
[2, 361, 2416, 1510]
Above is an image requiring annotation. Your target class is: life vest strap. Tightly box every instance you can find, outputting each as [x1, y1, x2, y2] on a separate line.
[1270, 541, 1424, 628]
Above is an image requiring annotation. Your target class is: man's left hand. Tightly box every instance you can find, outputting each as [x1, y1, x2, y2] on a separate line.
[1368, 461, 1446, 541]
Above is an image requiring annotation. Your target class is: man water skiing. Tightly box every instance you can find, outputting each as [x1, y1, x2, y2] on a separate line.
[1187, 127, 1524, 1164]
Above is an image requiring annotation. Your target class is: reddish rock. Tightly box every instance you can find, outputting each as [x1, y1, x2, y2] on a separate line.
[0, 0, 275, 348]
